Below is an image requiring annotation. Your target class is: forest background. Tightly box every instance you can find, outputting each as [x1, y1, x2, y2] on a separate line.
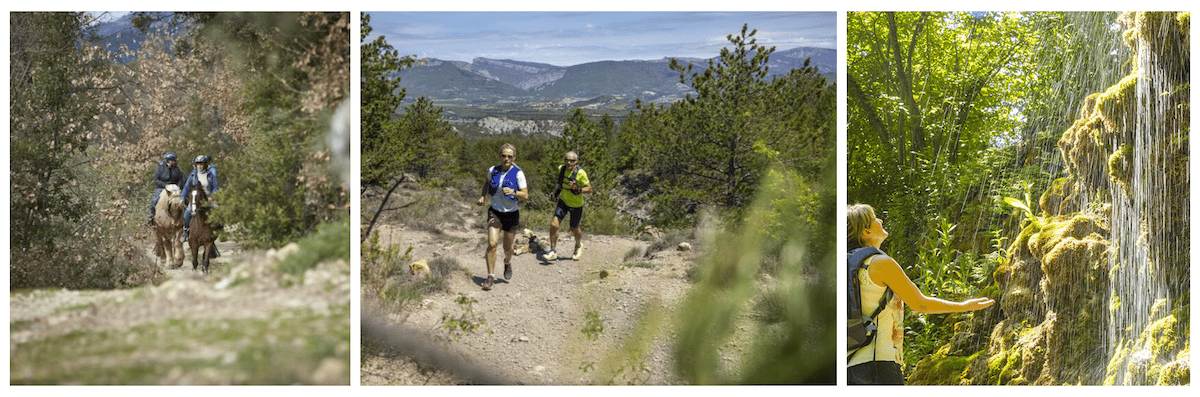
[10, 12, 351, 289]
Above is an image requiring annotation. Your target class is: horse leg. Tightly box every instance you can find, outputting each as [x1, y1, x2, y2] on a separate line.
[191, 241, 200, 271]
[202, 243, 212, 274]
[173, 236, 184, 268]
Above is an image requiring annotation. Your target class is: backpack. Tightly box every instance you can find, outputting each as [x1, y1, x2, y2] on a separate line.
[552, 164, 581, 198]
[847, 246, 892, 358]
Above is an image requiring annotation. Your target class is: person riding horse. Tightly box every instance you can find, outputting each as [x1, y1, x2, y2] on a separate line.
[147, 152, 184, 226]
[180, 154, 219, 242]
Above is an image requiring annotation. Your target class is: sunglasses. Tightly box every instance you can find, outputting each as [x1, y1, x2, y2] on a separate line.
[565, 158, 577, 162]
[500, 154, 514, 159]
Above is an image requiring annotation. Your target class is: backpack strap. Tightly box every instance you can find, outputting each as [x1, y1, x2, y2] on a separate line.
[847, 247, 892, 360]
[553, 165, 568, 198]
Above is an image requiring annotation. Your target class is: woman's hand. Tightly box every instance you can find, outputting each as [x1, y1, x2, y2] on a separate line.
[961, 297, 995, 311]
[476, 196, 486, 207]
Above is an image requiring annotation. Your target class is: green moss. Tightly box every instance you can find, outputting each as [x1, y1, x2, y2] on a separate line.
[1141, 313, 1180, 359]
[909, 349, 982, 385]
[986, 347, 1024, 385]
[1038, 177, 1071, 216]
[1156, 356, 1189, 385]
[1107, 144, 1133, 193]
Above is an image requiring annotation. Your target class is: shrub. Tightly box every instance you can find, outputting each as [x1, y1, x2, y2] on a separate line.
[277, 218, 351, 277]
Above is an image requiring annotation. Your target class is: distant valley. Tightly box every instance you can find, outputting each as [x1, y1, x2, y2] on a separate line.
[396, 47, 836, 137]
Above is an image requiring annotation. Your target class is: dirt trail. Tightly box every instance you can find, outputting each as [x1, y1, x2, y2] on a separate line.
[9, 234, 352, 385]
[361, 200, 701, 385]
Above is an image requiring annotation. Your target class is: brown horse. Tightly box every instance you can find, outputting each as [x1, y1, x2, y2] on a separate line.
[153, 184, 186, 268]
[187, 188, 218, 274]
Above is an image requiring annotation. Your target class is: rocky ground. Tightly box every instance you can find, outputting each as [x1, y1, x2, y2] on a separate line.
[360, 186, 709, 385]
[9, 235, 352, 385]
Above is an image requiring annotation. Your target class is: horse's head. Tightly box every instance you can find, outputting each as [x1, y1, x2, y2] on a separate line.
[189, 188, 209, 217]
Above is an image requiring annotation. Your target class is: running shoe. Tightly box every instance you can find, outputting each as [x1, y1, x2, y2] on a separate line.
[482, 275, 495, 290]
[572, 245, 584, 261]
[504, 263, 513, 280]
[545, 249, 558, 261]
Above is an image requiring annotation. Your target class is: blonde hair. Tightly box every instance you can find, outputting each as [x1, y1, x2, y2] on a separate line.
[847, 204, 876, 250]
[500, 143, 516, 158]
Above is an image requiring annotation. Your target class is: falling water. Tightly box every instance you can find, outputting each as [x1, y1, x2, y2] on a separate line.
[895, 12, 1188, 385]
[1102, 12, 1190, 385]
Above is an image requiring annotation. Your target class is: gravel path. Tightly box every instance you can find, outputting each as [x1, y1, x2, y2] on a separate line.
[361, 216, 698, 385]
[9, 237, 352, 385]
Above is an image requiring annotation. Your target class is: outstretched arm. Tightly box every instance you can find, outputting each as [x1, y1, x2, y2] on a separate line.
[869, 255, 995, 314]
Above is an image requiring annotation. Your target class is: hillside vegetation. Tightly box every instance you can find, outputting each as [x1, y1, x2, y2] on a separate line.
[361, 19, 837, 384]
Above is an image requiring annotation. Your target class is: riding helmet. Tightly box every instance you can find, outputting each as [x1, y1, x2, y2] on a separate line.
[164, 152, 177, 161]
[193, 155, 211, 164]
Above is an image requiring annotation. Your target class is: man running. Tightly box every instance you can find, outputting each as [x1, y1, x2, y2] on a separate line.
[476, 143, 528, 290]
[545, 151, 591, 261]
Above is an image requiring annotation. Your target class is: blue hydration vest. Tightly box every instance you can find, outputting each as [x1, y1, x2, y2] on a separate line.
[488, 165, 522, 202]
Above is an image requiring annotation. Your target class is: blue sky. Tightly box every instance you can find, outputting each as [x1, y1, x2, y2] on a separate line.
[365, 12, 835, 67]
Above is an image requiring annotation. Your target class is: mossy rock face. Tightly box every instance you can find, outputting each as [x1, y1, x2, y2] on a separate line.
[1030, 216, 1109, 313]
[996, 223, 1047, 323]
[904, 11, 1188, 386]
[1154, 349, 1189, 385]
[1038, 177, 1076, 217]
[908, 349, 981, 385]
[1121, 12, 1190, 86]
[1106, 144, 1133, 195]
[1106, 303, 1190, 385]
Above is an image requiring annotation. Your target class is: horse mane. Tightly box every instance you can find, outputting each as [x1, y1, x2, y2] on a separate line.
[155, 184, 185, 223]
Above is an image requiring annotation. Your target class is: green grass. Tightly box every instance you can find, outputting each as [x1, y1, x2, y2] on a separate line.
[10, 305, 350, 385]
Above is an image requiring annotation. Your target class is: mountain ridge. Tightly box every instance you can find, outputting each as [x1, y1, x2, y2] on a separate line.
[399, 46, 836, 105]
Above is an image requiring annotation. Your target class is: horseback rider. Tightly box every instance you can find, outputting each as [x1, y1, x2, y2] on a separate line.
[147, 152, 184, 226]
[180, 155, 219, 242]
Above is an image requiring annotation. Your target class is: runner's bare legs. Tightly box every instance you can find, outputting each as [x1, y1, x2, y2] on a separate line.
[486, 217, 502, 276]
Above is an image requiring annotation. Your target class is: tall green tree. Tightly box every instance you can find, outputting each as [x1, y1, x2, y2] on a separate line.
[360, 12, 414, 187]
[628, 24, 835, 226]
[10, 12, 100, 251]
[847, 12, 1126, 264]
[199, 12, 351, 248]
[398, 96, 457, 181]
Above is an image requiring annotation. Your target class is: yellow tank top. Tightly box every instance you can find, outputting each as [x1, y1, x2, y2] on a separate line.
[848, 255, 905, 366]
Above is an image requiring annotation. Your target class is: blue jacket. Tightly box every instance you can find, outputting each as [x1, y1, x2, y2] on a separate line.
[182, 166, 220, 200]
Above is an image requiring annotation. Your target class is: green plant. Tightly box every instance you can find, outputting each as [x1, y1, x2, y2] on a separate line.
[441, 295, 490, 340]
[361, 231, 406, 289]
[623, 247, 643, 262]
[1002, 181, 1046, 229]
[581, 310, 605, 341]
[277, 218, 350, 278]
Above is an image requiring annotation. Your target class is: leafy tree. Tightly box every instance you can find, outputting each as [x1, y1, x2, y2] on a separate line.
[626, 24, 835, 226]
[360, 12, 414, 187]
[10, 12, 164, 289]
[846, 11, 1131, 375]
[204, 12, 351, 248]
[398, 96, 458, 181]
[847, 12, 1129, 264]
[10, 12, 98, 251]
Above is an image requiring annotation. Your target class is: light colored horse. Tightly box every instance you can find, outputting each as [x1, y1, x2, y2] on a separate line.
[187, 187, 217, 274]
[153, 184, 186, 268]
